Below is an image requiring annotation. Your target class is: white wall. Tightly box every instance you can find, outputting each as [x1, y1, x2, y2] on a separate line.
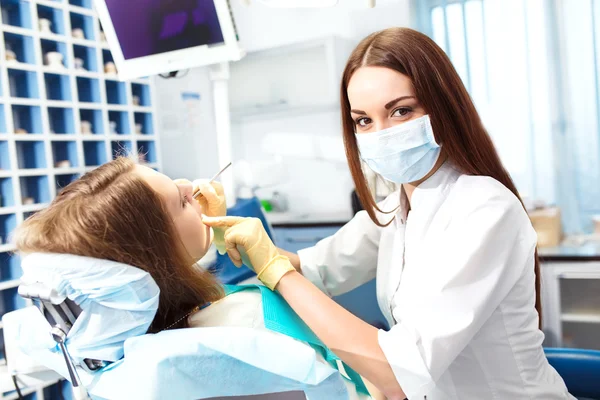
[157, 0, 413, 211]
[155, 68, 219, 180]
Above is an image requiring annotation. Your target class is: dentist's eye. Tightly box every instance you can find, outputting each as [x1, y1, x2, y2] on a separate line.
[392, 107, 412, 117]
[355, 117, 372, 127]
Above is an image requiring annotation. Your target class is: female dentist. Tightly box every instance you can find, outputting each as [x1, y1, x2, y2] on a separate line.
[202, 28, 573, 400]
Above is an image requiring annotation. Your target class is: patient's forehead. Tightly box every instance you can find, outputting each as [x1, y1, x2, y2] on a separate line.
[134, 165, 179, 208]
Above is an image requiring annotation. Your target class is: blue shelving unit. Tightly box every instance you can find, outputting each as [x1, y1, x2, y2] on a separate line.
[76, 76, 100, 103]
[108, 110, 130, 134]
[3, 32, 36, 64]
[111, 140, 132, 159]
[137, 141, 157, 163]
[79, 108, 103, 134]
[69, 0, 93, 9]
[0, 287, 26, 316]
[73, 44, 98, 72]
[8, 68, 39, 99]
[44, 72, 71, 101]
[0, 178, 14, 207]
[0, 141, 9, 169]
[0, 104, 6, 133]
[47, 107, 75, 134]
[0, 214, 16, 245]
[52, 141, 78, 167]
[19, 176, 50, 205]
[12, 105, 43, 134]
[0, 0, 32, 29]
[134, 112, 154, 135]
[106, 80, 126, 105]
[132, 83, 151, 107]
[83, 141, 107, 166]
[70, 11, 94, 40]
[16, 141, 46, 169]
[0, 253, 21, 283]
[36, 3, 65, 35]
[0, 2, 160, 395]
[55, 173, 78, 192]
[40, 38, 70, 68]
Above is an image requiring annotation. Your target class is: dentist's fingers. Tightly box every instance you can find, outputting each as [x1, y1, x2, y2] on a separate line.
[201, 215, 245, 228]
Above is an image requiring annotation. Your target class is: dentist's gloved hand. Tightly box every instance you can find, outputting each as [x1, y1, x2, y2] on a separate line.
[201, 216, 295, 290]
[173, 178, 227, 254]
[193, 180, 227, 255]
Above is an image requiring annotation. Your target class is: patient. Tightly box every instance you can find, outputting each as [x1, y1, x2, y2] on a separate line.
[14, 157, 375, 400]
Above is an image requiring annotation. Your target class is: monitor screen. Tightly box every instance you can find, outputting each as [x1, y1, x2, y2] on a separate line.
[105, 0, 225, 60]
[95, 0, 244, 80]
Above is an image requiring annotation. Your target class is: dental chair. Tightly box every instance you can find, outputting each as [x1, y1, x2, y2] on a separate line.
[2, 253, 360, 400]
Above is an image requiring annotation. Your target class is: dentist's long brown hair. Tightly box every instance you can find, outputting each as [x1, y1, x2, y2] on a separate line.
[341, 27, 542, 324]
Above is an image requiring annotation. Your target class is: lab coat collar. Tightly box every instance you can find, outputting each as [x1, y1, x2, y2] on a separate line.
[407, 161, 461, 212]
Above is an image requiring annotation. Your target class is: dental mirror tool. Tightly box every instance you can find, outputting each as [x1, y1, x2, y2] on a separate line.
[192, 162, 233, 199]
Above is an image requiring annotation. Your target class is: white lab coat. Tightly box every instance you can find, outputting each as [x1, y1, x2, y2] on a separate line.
[298, 162, 574, 400]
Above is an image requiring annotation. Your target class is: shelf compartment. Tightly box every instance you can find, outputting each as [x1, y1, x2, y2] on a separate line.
[133, 112, 153, 135]
[47, 107, 75, 134]
[12, 105, 42, 134]
[108, 110, 129, 135]
[0, 177, 14, 207]
[40, 38, 69, 69]
[76, 77, 101, 103]
[36, 3, 65, 35]
[562, 321, 600, 350]
[44, 72, 72, 101]
[55, 173, 78, 192]
[559, 277, 600, 315]
[137, 140, 156, 164]
[19, 175, 50, 206]
[79, 108, 103, 134]
[0, 213, 16, 245]
[51, 140, 78, 168]
[69, 0, 93, 9]
[69, 11, 94, 40]
[111, 140, 132, 159]
[0, 104, 6, 133]
[83, 141, 107, 166]
[0, 141, 9, 170]
[3, 31, 35, 64]
[7, 68, 39, 98]
[0, 252, 21, 282]
[73, 43, 98, 72]
[106, 80, 127, 105]
[131, 83, 151, 107]
[0, 287, 27, 316]
[102, 48, 115, 75]
[15, 140, 46, 169]
[0, 0, 32, 29]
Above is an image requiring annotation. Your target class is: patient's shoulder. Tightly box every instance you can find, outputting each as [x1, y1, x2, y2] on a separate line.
[188, 289, 265, 329]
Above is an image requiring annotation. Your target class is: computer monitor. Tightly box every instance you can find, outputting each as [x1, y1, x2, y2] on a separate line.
[94, 0, 244, 81]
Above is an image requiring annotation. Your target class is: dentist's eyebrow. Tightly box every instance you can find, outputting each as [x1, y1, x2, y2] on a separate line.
[351, 95, 416, 115]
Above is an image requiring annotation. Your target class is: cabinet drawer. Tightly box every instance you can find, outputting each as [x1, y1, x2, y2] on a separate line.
[274, 226, 340, 253]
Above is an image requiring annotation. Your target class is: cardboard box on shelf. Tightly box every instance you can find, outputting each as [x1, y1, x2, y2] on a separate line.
[529, 207, 562, 248]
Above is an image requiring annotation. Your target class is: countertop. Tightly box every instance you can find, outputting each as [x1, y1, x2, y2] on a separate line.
[264, 211, 353, 228]
[539, 242, 600, 263]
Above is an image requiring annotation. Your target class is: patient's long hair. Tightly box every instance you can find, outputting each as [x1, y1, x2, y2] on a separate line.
[14, 157, 224, 332]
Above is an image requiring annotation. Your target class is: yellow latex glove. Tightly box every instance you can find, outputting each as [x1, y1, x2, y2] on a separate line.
[193, 180, 227, 255]
[173, 178, 227, 254]
[201, 216, 295, 290]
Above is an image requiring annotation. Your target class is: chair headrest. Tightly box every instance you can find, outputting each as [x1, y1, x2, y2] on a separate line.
[21, 253, 160, 362]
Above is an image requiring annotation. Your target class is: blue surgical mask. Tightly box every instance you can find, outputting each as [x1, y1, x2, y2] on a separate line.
[355, 114, 441, 184]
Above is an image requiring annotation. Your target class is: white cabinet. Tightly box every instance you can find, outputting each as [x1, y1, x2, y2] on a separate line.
[228, 36, 355, 121]
[541, 262, 600, 349]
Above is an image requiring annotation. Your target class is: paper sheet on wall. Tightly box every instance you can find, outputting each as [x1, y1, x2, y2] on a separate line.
[159, 91, 203, 138]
